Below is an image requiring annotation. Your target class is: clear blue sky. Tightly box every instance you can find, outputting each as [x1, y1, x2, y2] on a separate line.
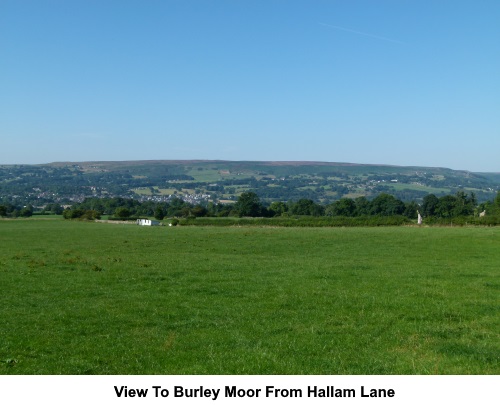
[1, 1, 499, 171]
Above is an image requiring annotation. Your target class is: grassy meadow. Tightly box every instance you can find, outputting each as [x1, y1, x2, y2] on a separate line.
[0, 219, 498, 374]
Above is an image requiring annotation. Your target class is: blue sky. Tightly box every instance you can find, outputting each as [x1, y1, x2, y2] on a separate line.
[1, 1, 499, 171]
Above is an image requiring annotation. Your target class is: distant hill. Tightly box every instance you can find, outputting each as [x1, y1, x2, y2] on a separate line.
[1, 160, 499, 206]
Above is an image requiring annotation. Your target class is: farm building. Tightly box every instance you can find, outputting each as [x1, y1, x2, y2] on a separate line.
[136, 219, 161, 226]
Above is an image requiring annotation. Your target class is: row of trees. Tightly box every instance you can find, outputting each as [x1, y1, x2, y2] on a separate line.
[0, 202, 66, 218]
[232, 191, 494, 219]
[52, 190, 500, 222]
[0, 203, 35, 218]
[2, 190, 499, 221]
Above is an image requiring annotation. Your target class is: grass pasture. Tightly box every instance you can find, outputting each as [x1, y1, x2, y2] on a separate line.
[0, 219, 498, 374]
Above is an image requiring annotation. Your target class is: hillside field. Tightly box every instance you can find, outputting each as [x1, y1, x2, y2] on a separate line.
[3, 160, 500, 206]
[0, 219, 498, 374]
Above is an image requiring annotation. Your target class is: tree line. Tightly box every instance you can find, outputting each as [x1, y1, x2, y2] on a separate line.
[54, 191, 499, 221]
[2, 191, 499, 222]
[0, 202, 65, 218]
[228, 191, 494, 219]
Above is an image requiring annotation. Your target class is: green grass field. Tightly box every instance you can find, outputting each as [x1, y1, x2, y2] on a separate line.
[388, 183, 450, 194]
[0, 219, 498, 374]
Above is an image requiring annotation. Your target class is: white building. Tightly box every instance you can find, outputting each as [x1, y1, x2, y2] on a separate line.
[136, 219, 161, 226]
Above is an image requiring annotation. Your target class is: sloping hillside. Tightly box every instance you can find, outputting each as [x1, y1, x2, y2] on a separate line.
[1, 160, 499, 205]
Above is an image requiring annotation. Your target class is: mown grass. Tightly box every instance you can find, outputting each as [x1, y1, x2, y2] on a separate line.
[0, 219, 498, 374]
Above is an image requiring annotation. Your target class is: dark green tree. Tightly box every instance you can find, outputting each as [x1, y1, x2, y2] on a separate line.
[436, 195, 457, 218]
[234, 192, 263, 217]
[370, 193, 405, 216]
[453, 191, 474, 217]
[114, 207, 131, 218]
[63, 208, 85, 219]
[289, 199, 324, 216]
[478, 201, 492, 215]
[403, 201, 419, 219]
[493, 191, 500, 214]
[268, 201, 287, 217]
[154, 206, 165, 220]
[326, 198, 356, 217]
[44, 203, 64, 215]
[81, 210, 100, 220]
[469, 192, 477, 207]
[354, 196, 370, 216]
[19, 204, 34, 217]
[422, 194, 439, 217]
[191, 205, 208, 217]
[167, 197, 188, 217]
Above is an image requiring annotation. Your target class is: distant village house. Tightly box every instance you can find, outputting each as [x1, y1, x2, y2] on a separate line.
[136, 219, 161, 226]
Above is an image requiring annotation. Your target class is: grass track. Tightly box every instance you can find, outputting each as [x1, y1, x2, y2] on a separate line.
[0, 219, 498, 374]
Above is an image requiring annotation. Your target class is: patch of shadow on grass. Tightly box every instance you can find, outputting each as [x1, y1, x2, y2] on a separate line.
[11, 253, 28, 260]
[441, 311, 473, 323]
[310, 273, 339, 282]
[457, 273, 486, 278]
[430, 326, 465, 340]
[91, 265, 104, 272]
[163, 332, 176, 350]
[469, 303, 499, 316]
[191, 285, 246, 299]
[63, 256, 87, 265]
[437, 342, 499, 366]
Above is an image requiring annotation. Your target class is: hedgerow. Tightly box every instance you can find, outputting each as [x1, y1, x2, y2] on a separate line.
[178, 215, 412, 227]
